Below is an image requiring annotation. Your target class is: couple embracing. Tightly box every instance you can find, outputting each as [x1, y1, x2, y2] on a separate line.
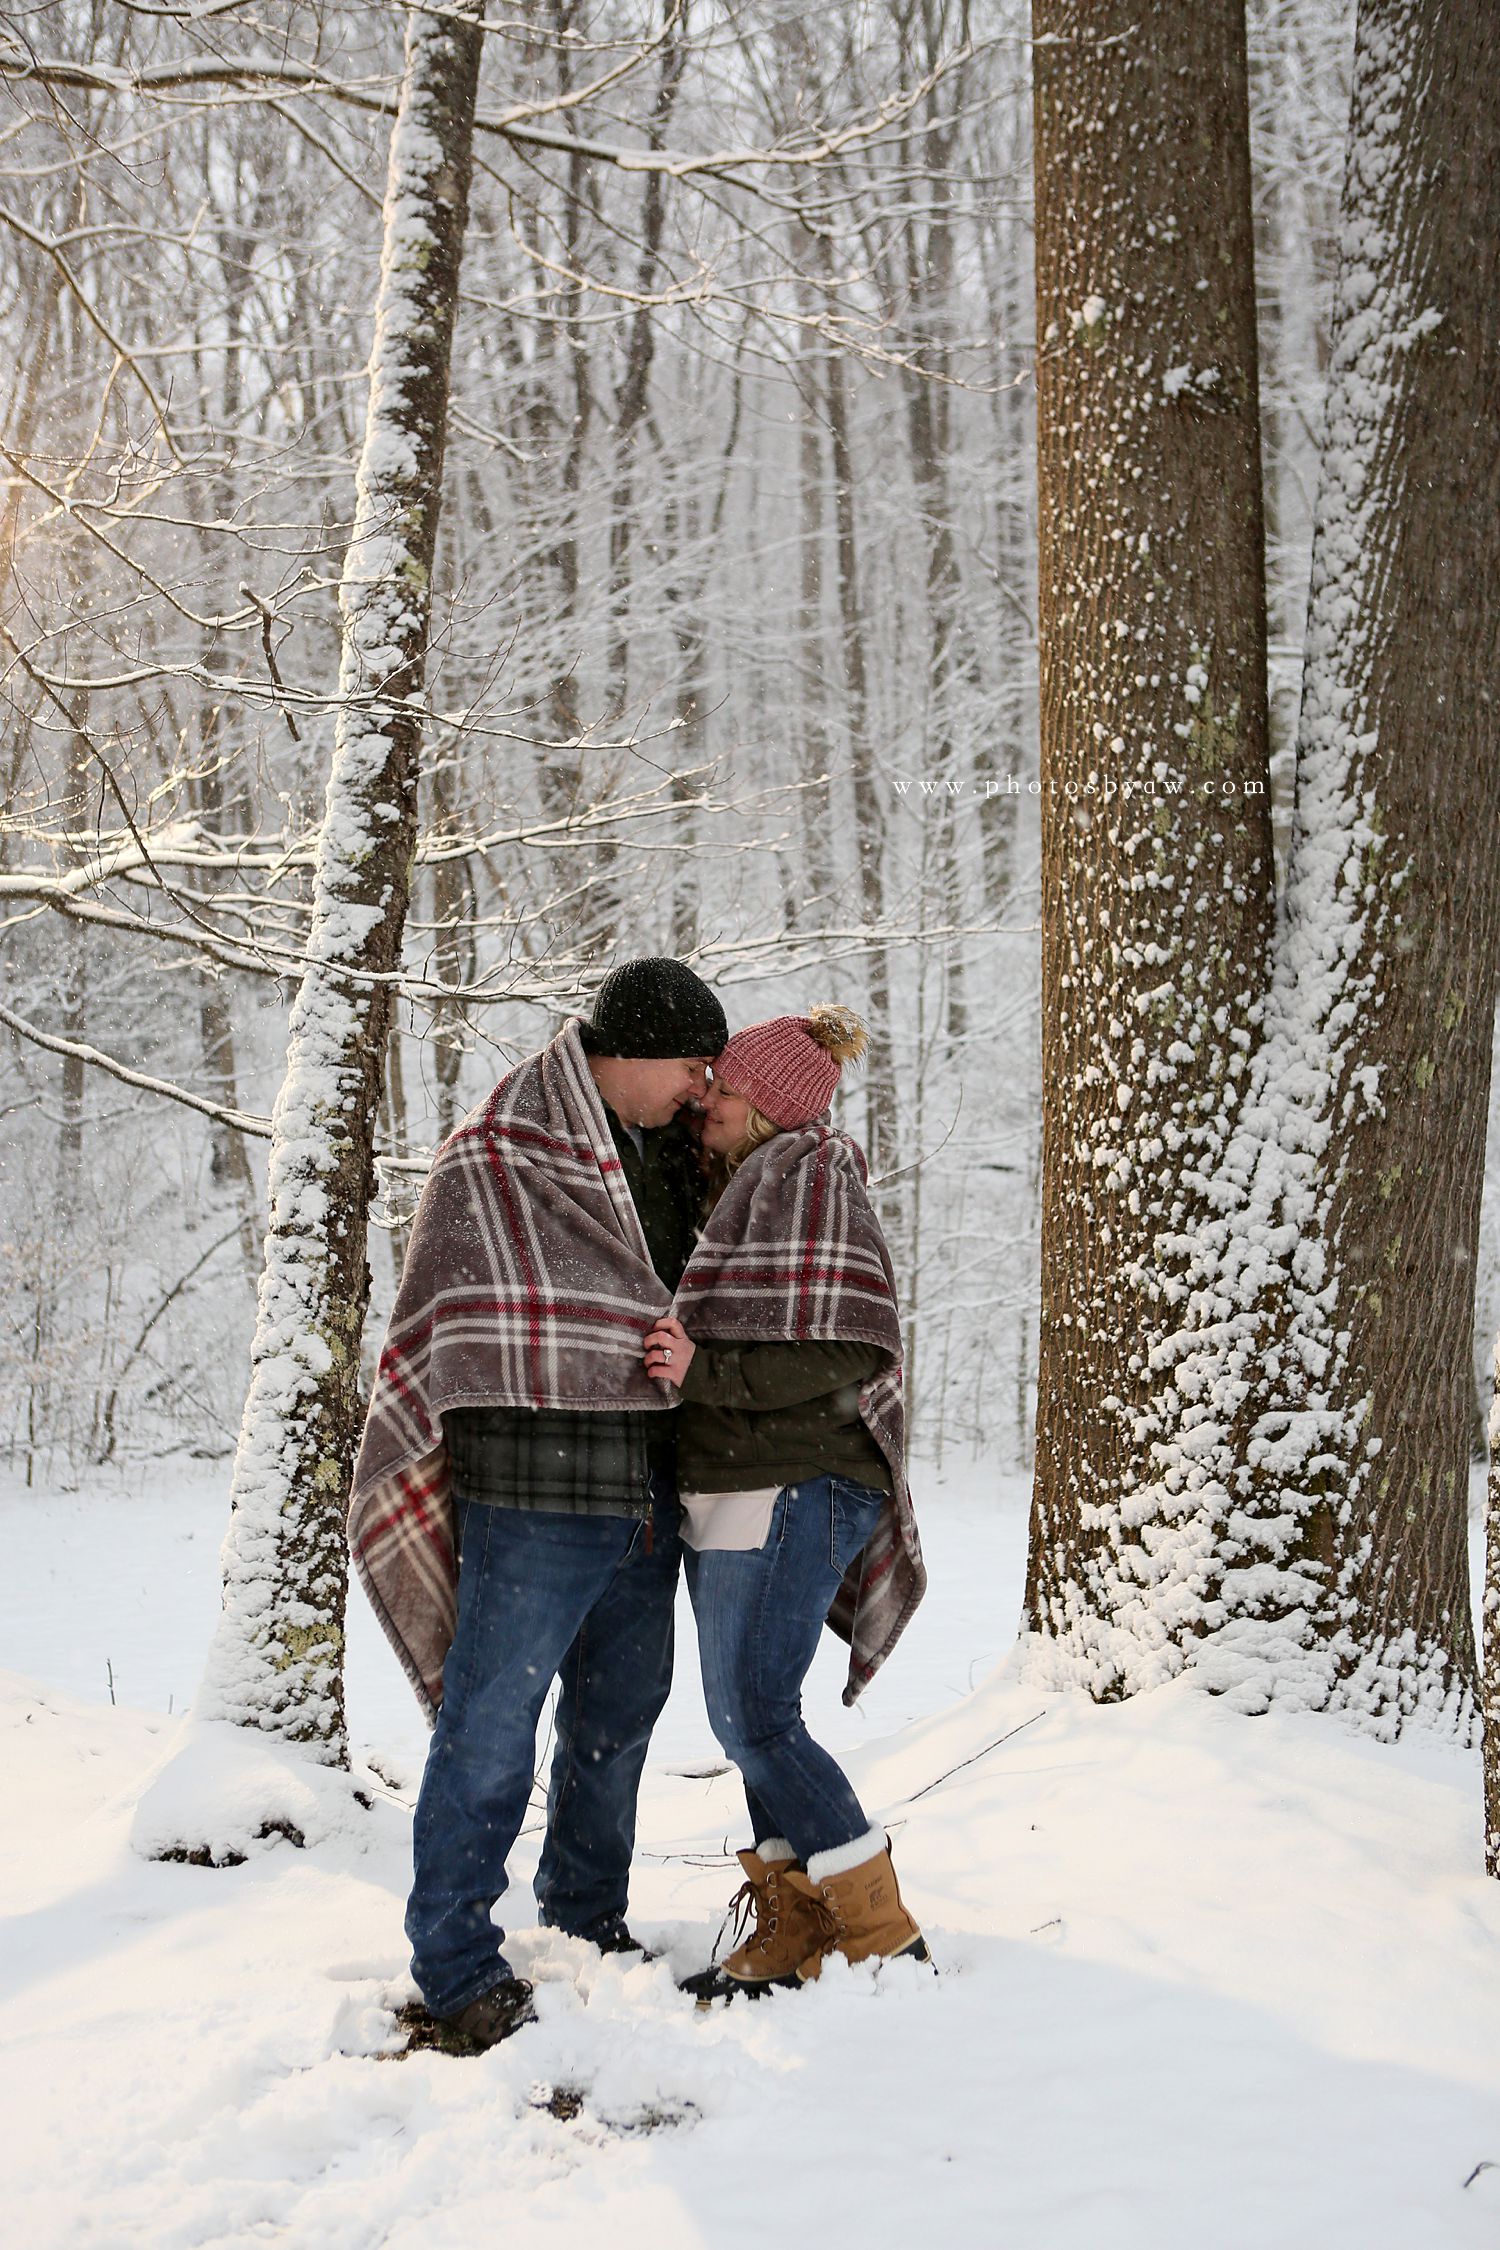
[349, 957, 927, 2050]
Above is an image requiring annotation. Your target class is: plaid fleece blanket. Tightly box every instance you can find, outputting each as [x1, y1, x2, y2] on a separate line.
[678, 1124, 925, 1705]
[348, 1019, 674, 1717]
[349, 1024, 924, 1717]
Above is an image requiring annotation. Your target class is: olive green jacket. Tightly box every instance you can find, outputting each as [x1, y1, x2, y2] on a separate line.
[674, 1334, 893, 1496]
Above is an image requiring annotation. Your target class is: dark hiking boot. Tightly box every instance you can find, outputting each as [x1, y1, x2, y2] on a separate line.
[437, 1977, 538, 2051]
[585, 1914, 658, 1961]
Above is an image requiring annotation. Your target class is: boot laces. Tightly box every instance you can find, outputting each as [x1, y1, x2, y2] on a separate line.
[801, 1889, 846, 1957]
[715, 1870, 777, 1960]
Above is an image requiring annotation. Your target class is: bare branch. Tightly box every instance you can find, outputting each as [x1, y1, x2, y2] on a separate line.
[0, 992, 271, 1136]
[0, 455, 256, 631]
[0, 32, 987, 200]
[0, 197, 187, 458]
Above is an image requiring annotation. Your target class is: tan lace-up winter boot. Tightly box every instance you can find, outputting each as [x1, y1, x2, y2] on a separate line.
[678, 1842, 822, 2004]
[782, 1835, 931, 1981]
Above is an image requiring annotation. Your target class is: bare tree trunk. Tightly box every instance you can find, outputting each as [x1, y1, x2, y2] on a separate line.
[50, 244, 91, 1215]
[0, 256, 57, 615]
[56, 707, 88, 1197]
[661, 480, 706, 957]
[794, 321, 837, 915]
[197, 0, 485, 1763]
[426, 754, 476, 1143]
[605, 8, 684, 715]
[585, 7, 685, 955]
[194, 717, 262, 1287]
[652, 369, 740, 956]
[976, 189, 1033, 919]
[524, 4, 594, 946]
[1023, 0, 1274, 1691]
[897, 12, 974, 1042]
[380, 1014, 413, 1279]
[823, 273, 897, 1185]
[194, 189, 264, 1289]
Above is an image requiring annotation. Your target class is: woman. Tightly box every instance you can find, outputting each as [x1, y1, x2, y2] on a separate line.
[643, 1006, 929, 2003]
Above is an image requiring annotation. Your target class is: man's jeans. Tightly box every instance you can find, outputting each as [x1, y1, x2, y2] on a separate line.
[405, 1475, 681, 2018]
[685, 1474, 886, 1864]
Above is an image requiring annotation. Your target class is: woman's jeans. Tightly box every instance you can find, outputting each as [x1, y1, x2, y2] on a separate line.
[405, 1477, 680, 2019]
[685, 1474, 887, 1864]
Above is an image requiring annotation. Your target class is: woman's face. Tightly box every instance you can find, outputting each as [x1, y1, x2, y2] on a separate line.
[698, 1074, 755, 1154]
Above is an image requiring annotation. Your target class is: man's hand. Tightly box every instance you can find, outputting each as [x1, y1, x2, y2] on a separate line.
[644, 1315, 695, 1385]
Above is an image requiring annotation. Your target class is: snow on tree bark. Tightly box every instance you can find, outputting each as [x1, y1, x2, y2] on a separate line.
[1487, 1337, 1500, 1873]
[196, 1, 486, 1762]
[1022, 1, 1274, 1694]
[1271, 0, 1500, 1728]
[1118, 0, 1500, 1734]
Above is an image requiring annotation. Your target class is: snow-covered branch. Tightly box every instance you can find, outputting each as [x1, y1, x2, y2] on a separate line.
[0, 993, 272, 1137]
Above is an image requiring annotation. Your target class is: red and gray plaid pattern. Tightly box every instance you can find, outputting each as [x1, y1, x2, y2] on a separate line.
[348, 1019, 675, 1717]
[679, 1124, 926, 1705]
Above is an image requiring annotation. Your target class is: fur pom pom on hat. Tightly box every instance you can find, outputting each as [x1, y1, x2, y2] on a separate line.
[713, 1004, 868, 1128]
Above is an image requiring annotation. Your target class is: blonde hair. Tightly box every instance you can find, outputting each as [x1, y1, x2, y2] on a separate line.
[725, 1103, 781, 1169]
[705, 1103, 780, 1207]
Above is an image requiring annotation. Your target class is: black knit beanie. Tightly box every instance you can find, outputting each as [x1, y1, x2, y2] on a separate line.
[577, 956, 727, 1059]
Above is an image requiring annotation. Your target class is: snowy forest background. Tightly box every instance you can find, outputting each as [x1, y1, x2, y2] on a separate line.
[4, 0, 1387, 1471]
[4, 0, 1500, 1756]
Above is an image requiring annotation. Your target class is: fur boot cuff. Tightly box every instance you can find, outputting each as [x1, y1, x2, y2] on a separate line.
[806, 1827, 885, 1884]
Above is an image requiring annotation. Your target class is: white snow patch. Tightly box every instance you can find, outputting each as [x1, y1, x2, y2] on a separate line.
[129, 1716, 381, 1866]
[3, 1467, 1499, 2247]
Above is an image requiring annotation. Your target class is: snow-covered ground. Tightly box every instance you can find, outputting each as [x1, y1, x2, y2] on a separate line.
[3, 1460, 1499, 2249]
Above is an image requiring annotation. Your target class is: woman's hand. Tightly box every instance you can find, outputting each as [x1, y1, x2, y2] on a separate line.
[644, 1315, 695, 1385]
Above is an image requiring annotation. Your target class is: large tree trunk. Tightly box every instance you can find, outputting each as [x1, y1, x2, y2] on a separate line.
[1193, 0, 1500, 1728]
[197, 1, 485, 1763]
[1023, 0, 1275, 1693]
[1487, 1326, 1500, 1872]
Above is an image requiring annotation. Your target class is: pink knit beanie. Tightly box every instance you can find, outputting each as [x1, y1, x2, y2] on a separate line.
[713, 1005, 867, 1129]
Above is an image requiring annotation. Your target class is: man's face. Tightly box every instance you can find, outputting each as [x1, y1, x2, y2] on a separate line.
[589, 1053, 714, 1127]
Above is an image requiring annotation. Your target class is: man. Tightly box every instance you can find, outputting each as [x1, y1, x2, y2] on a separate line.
[349, 957, 725, 2049]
